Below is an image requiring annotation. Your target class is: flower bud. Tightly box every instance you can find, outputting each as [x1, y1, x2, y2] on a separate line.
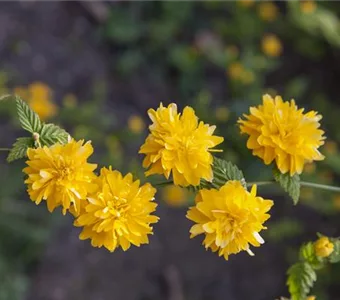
[314, 237, 334, 258]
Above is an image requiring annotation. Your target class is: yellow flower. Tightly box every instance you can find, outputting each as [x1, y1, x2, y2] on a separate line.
[262, 34, 283, 57]
[227, 63, 254, 84]
[23, 140, 97, 215]
[75, 167, 159, 252]
[300, 1, 317, 14]
[314, 237, 334, 258]
[128, 115, 145, 134]
[162, 185, 188, 207]
[186, 180, 273, 260]
[15, 82, 58, 121]
[258, 2, 278, 22]
[139, 103, 224, 187]
[228, 62, 244, 80]
[215, 106, 230, 122]
[238, 0, 254, 8]
[306, 296, 316, 300]
[238, 94, 325, 176]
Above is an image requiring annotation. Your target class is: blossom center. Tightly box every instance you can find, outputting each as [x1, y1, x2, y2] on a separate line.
[104, 196, 130, 219]
[55, 166, 74, 184]
[212, 211, 245, 237]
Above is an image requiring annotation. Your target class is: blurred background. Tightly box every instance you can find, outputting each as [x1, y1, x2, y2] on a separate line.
[0, 1, 340, 299]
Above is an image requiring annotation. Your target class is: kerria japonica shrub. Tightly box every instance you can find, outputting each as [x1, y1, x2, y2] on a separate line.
[1, 93, 339, 300]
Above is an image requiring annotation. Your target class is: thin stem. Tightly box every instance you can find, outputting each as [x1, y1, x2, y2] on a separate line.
[300, 181, 340, 192]
[247, 180, 340, 193]
[0, 148, 10, 151]
[246, 181, 274, 187]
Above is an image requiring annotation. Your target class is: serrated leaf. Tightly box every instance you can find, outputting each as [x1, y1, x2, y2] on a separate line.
[329, 239, 340, 263]
[16, 96, 42, 133]
[188, 157, 246, 191]
[209, 157, 246, 188]
[299, 242, 324, 269]
[39, 123, 69, 147]
[7, 137, 34, 163]
[287, 262, 316, 300]
[274, 169, 300, 205]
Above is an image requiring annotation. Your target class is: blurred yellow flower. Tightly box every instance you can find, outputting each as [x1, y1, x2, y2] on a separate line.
[262, 34, 283, 57]
[228, 62, 244, 80]
[306, 296, 316, 300]
[314, 237, 334, 258]
[15, 82, 58, 121]
[215, 106, 230, 122]
[300, 1, 317, 14]
[241, 70, 255, 85]
[238, 0, 254, 8]
[324, 140, 338, 155]
[63, 93, 78, 109]
[139, 103, 224, 187]
[187, 180, 273, 260]
[128, 115, 145, 134]
[162, 185, 188, 207]
[75, 167, 159, 252]
[258, 2, 278, 22]
[238, 94, 325, 176]
[23, 140, 97, 215]
[228, 62, 254, 84]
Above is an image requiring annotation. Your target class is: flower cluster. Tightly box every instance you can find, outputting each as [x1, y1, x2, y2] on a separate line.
[238, 94, 325, 175]
[24, 140, 159, 252]
[20, 96, 329, 262]
[139, 103, 224, 187]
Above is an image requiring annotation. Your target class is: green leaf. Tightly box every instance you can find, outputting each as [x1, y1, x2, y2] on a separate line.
[210, 157, 245, 188]
[7, 137, 34, 163]
[299, 242, 324, 269]
[188, 157, 246, 192]
[39, 123, 69, 147]
[273, 169, 300, 205]
[329, 239, 340, 263]
[287, 262, 316, 300]
[15, 96, 42, 133]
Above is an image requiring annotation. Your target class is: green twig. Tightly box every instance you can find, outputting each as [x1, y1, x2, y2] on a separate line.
[299, 181, 340, 192]
[246, 181, 274, 187]
[247, 180, 340, 192]
[0, 148, 10, 151]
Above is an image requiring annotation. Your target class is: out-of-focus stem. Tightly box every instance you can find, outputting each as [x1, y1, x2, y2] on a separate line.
[247, 180, 340, 192]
